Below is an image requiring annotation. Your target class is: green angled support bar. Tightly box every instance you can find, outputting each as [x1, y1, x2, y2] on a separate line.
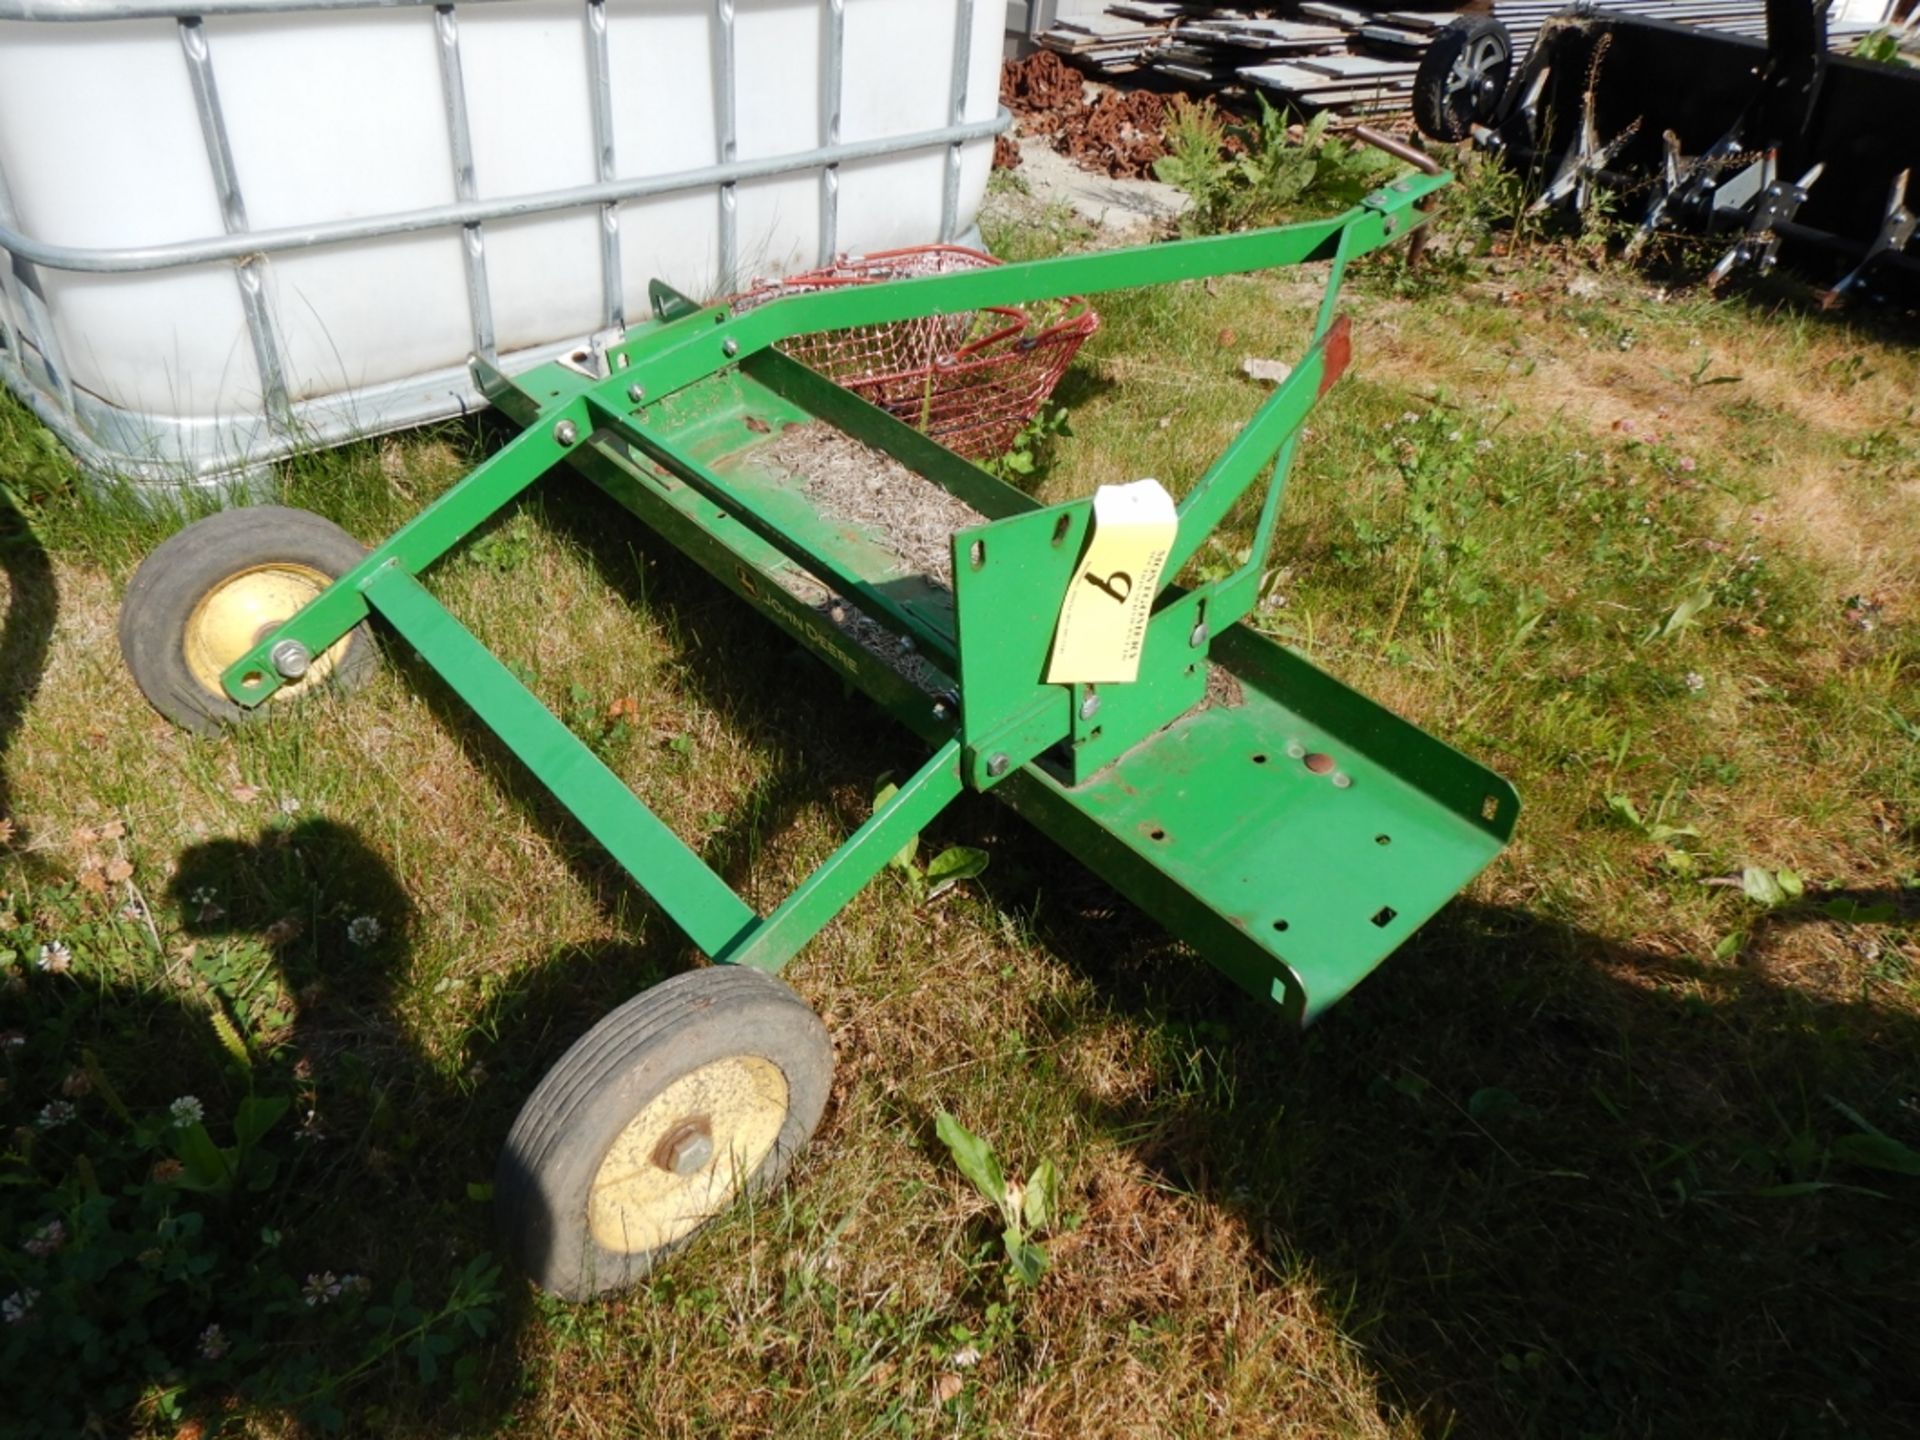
[718, 739, 966, 974]
[358, 562, 760, 960]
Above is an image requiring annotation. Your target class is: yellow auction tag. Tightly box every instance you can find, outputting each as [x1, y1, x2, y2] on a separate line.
[1046, 479, 1179, 685]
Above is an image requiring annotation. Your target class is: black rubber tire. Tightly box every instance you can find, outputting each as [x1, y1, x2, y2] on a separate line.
[118, 505, 377, 735]
[1413, 17, 1514, 144]
[495, 966, 834, 1300]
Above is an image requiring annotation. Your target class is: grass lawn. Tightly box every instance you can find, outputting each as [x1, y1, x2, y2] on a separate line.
[2, 161, 1917, 1437]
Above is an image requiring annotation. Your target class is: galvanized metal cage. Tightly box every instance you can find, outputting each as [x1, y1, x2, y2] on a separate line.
[0, 0, 1011, 495]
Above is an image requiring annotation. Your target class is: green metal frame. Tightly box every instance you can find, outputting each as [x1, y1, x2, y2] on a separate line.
[211, 167, 1518, 1026]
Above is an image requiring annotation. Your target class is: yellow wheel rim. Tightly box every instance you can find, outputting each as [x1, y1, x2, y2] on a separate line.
[588, 1055, 790, 1255]
[182, 563, 350, 703]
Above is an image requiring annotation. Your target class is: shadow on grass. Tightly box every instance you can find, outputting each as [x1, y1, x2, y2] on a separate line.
[1010, 854, 1920, 1438]
[6, 810, 708, 1436]
[0, 489, 56, 857]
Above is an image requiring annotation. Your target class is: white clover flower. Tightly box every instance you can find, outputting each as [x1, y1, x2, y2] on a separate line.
[2, 1289, 37, 1325]
[36, 941, 71, 973]
[1685, 672, 1705, 693]
[278, 796, 302, 815]
[36, 1101, 75, 1130]
[0, 1030, 25, 1050]
[302, 1271, 343, 1307]
[22, 1220, 65, 1257]
[169, 1095, 206, 1128]
[197, 1323, 229, 1360]
[1448, 429, 1463, 443]
[346, 916, 382, 948]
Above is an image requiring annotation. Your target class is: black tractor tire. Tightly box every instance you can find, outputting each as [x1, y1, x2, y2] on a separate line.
[1413, 17, 1514, 143]
[118, 505, 377, 735]
[495, 965, 834, 1300]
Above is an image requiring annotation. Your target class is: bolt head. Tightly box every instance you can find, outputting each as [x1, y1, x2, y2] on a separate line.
[653, 1118, 715, 1177]
[1189, 622, 1209, 649]
[722, 338, 740, 358]
[1079, 692, 1101, 721]
[553, 419, 580, 446]
[269, 639, 311, 680]
[665, 1129, 714, 1176]
[626, 383, 646, 404]
[986, 753, 1010, 778]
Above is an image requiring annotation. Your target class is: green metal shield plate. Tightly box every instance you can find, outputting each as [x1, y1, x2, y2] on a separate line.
[1000, 623, 1517, 1026]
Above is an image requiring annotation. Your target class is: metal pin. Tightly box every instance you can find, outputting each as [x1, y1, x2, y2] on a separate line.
[553, 420, 580, 445]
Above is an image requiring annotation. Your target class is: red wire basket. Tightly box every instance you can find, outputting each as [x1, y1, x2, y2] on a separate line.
[729, 245, 1099, 462]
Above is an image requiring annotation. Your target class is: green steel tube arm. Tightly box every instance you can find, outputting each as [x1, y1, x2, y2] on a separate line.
[655, 171, 1445, 358]
[1159, 314, 1349, 588]
[718, 739, 966, 972]
[358, 562, 761, 958]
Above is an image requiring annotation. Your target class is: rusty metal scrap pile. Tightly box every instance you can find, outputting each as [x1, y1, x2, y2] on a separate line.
[1000, 50, 1172, 179]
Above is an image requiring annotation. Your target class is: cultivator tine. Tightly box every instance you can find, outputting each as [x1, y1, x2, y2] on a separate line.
[1819, 168, 1917, 309]
[1626, 131, 1687, 257]
[1532, 37, 1640, 217]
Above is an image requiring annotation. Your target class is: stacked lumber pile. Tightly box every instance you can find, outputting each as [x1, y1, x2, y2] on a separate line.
[1033, 0, 1883, 123]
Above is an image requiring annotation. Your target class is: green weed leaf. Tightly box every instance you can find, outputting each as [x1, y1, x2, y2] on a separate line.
[936, 1111, 1006, 1210]
[925, 845, 988, 899]
[234, 1095, 289, 1151]
[171, 1122, 232, 1192]
[1824, 897, 1897, 924]
[1741, 867, 1790, 906]
[1023, 1158, 1060, 1233]
[1646, 590, 1713, 643]
[1605, 793, 1644, 829]
[1005, 1234, 1049, 1287]
[1831, 1133, 1920, 1177]
[1468, 1087, 1524, 1121]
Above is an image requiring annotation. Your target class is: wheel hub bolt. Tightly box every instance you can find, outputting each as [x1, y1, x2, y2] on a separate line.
[270, 639, 312, 679]
[654, 1118, 715, 1177]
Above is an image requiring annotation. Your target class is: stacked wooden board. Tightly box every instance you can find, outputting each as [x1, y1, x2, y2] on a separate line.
[1035, 0, 1886, 121]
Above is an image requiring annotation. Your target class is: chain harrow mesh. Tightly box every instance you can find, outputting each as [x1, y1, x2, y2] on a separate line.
[729, 246, 1098, 462]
